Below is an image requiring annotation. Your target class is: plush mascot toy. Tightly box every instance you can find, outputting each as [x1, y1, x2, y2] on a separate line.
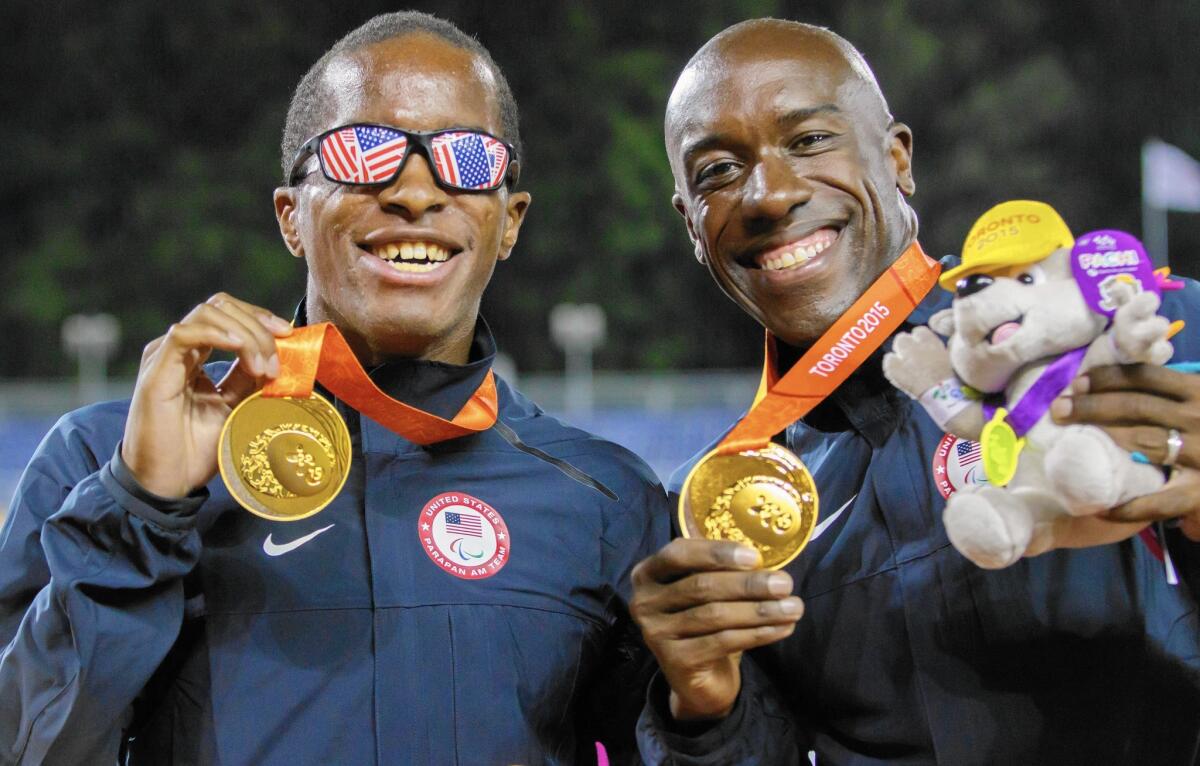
[883, 200, 1184, 568]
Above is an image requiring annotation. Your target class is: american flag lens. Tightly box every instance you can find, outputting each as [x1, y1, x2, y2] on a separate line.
[429, 131, 509, 190]
[320, 125, 408, 185]
[316, 124, 511, 190]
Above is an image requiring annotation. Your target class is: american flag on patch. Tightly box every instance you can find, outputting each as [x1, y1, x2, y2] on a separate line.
[321, 126, 408, 184]
[433, 132, 508, 189]
[956, 440, 982, 467]
[444, 511, 483, 538]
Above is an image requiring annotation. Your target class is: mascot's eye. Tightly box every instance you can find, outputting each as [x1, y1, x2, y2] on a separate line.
[1015, 265, 1045, 285]
[956, 273, 994, 298]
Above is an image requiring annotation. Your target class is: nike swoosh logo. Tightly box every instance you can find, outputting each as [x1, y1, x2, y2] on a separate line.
[809, 494, 856, 542]
[263, 524, 335, 557]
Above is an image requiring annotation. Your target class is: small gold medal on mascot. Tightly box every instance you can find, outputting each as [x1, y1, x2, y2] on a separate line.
[980, 407, 1024, 488]
[679, 443, 819, 570]
[218, 390, 352, 521]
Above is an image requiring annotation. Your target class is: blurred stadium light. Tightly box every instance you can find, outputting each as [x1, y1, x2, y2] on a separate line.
[549, 303, 607, 414]
[62, 313, 121, 408]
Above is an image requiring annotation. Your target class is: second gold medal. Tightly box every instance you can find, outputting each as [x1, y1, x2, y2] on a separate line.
[679, 443, 819, 570]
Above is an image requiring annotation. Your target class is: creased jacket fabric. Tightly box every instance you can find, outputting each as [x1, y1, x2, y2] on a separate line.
[639, 260, 1200, 765]
[0, 319, 669, 765]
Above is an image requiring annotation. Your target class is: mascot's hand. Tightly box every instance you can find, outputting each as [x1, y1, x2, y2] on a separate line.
[883, 326, 954, 400]
[1111, 290, 1173, 365]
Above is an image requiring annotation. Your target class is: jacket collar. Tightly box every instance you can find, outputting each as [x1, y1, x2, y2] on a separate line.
[292, 300, 496, 421]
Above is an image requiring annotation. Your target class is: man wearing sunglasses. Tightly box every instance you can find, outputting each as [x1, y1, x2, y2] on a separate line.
[632, 19, 1200, 765]
[0, 11, 666, 765]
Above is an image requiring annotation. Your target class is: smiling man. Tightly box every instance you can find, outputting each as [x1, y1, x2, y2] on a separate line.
[631, 18, 1200, 765]
[0, 12, 666, 765]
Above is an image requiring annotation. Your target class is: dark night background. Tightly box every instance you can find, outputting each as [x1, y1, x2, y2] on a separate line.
[2, 0, 1199, 378]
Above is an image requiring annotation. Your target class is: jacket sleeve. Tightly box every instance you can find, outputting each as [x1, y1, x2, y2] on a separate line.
[635, 488, 807, 766]
[0, 408, 205, 765]
[636, 656, 805, 766]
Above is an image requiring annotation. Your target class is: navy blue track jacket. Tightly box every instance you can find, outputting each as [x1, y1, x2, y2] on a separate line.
[638, 262, 1200, 765]
[0, 318, 670, 765]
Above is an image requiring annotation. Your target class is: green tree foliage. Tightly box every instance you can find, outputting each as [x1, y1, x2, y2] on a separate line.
[1, 0, 1197, 377]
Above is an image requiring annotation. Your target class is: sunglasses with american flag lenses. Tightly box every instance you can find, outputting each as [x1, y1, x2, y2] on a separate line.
[289, 124, 516, 191]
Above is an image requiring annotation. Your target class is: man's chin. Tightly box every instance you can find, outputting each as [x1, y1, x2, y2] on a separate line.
[765, 315, 833, 349]
[758, 292, 859, 349]
[338, 310, 450, 358]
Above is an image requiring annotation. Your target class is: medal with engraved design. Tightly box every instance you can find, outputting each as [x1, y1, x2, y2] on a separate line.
[679, 443, 819, 570]
[218, 390, 351, 522]
[677, 244, 943, 570]
[216, 322, 500, 522]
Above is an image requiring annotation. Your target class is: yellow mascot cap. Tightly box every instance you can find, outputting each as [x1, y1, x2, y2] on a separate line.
[938, 200, 1074, 290]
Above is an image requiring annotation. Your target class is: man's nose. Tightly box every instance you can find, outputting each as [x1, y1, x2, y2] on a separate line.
[741, 154, 813, 224]
[377, 151, 450, 218]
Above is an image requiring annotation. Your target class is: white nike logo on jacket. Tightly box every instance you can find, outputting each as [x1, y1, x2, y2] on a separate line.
[262, 524, 335, 557]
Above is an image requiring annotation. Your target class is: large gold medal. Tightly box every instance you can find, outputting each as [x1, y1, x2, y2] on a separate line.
[679, 443, 819, 570]
[218, 390, 352, 521]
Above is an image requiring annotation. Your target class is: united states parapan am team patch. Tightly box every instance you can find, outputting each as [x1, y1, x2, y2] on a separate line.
[932, 434, 989, 499]
[418, 492, 510, 580]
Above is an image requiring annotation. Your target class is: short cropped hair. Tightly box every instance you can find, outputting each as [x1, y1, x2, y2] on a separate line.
[279, 11, 522, 184]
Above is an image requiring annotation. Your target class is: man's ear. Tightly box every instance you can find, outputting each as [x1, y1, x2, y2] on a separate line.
[273, 187, 305, 259]
[929, 308, 955, 337]
[497, 190, 532, 262]
[888, 123, 915, 197]
[673, 192, 705, 265]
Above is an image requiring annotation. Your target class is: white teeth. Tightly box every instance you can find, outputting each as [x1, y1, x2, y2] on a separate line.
[759, 235, 835, 271]
[371, 241, 454, 263]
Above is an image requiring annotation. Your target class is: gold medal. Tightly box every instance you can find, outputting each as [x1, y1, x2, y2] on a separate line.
[678, 443, 819, 570]
[981, 407, 1024, 487]
[218, 390, 352, 521]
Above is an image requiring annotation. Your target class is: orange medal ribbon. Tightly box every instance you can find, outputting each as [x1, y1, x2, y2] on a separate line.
[263, 322, 498, 444]
[719, 242, 941, 455]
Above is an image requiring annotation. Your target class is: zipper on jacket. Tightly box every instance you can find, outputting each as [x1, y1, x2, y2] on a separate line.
[491, 420, 619, 501]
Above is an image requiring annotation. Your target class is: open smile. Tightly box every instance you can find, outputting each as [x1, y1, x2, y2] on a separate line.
[364, 240, 462, 273]
[740, 226, 842, 271]
[357, 229, 465, 278]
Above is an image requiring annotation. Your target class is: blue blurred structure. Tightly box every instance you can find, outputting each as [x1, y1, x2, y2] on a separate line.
[0, 416, 59, 515]
[557, 407, 737, 481]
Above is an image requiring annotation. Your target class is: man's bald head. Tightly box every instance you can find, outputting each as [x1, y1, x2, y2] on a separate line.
[662, 18, 917, 347]
[666, 19, 892, 169]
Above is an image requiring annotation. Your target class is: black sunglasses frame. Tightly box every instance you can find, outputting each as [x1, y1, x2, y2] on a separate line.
[288, 123, 518, 191]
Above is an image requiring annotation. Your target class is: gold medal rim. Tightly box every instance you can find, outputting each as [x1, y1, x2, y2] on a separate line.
[678, 442, 819, 571]
[218, 390, 351, 522]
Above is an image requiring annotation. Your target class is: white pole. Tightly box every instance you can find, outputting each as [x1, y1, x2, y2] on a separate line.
[564, 346, 594, 414]
[1142, 141, 1170, 268]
